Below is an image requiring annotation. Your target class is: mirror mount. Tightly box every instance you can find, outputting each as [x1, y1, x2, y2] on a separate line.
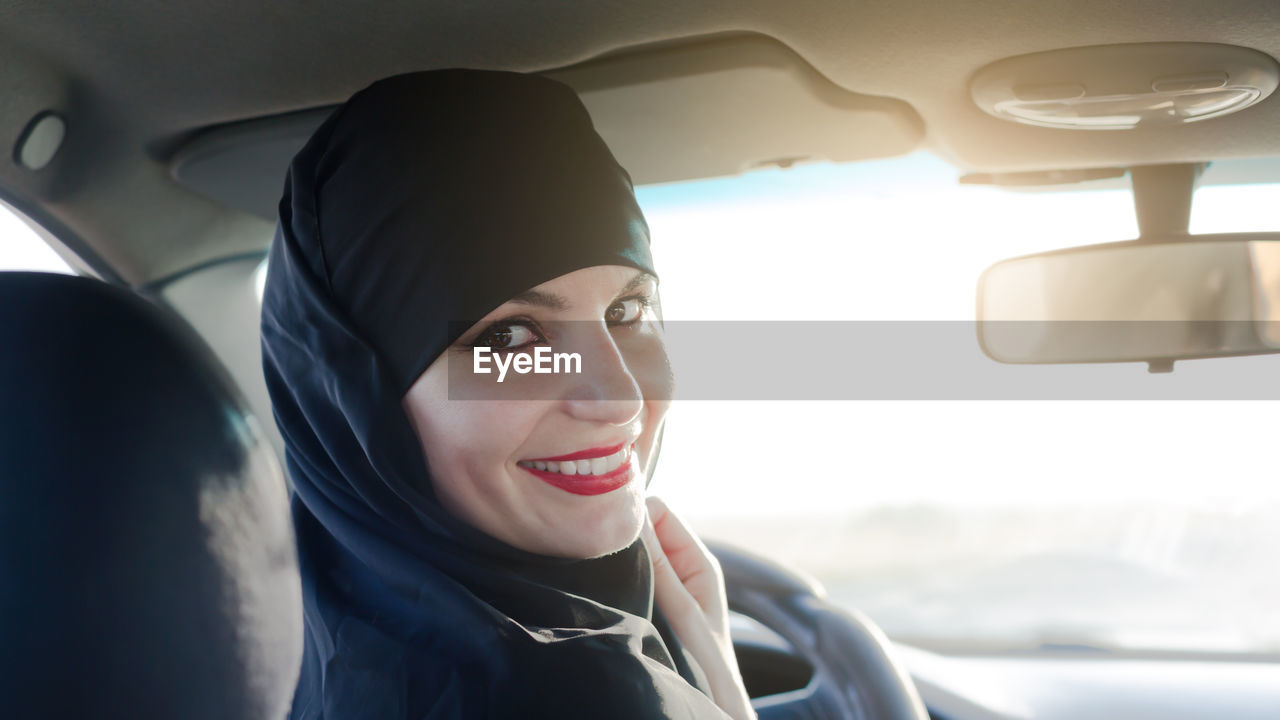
[1130, 163, 1207, 238]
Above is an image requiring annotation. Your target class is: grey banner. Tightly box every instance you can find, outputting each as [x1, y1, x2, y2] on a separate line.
[445, 321, 1280, 400]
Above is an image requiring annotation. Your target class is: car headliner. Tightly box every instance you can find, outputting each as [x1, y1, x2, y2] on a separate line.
[2, 0, 1280, 285]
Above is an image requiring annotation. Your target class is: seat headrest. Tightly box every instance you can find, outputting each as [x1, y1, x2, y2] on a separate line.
[0, 272, 302, 719]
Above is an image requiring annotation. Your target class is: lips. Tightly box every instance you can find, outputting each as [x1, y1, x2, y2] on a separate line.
[518, 443, 635, 496]
[522, 441, 628, 464]
[519, 443, 630, 476]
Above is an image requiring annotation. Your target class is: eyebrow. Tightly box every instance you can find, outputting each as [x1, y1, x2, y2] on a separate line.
[615, 271, 654, 297]
[508, 271, 653, 311]
[509, 289, 569, 310]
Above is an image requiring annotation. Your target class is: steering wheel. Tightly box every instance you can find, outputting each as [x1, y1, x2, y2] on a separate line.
[707, 541, 929, 720]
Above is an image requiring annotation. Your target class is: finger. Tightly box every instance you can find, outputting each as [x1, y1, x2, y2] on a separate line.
[642, 514, 748, 717]
[646, 496, 723, 616]
[643, 501, 736, 667]
[640, 512, 700, 621]
[646, 496, 715, 581]
[642, 511, 727, 650]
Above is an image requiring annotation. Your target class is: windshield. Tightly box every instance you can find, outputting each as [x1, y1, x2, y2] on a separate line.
[2, 152, 1276, 658]
[0, 204, 71, 274]
[636, 151, 1280, 657]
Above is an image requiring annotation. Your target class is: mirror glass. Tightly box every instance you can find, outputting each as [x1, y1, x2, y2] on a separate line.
[979, 235, 1280, 364]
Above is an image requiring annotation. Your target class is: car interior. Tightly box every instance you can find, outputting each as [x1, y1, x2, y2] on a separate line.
[2, 2, 1279, 718]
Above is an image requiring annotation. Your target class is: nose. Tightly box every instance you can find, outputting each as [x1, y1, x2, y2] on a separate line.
[562, 325, 645, 426]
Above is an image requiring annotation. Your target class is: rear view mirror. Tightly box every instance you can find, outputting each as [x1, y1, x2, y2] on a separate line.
[978, 234, 1280, 368]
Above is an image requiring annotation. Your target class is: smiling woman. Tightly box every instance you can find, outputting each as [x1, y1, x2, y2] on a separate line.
[259, 69, 751, 720]
[401, 265, 670, 559]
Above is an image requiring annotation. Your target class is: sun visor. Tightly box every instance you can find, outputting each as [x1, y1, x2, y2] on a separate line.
[171, 35, 923, 220]
[549, 35, 923, 185]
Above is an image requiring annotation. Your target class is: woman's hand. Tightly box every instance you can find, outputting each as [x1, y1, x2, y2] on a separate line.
[641, 496, 756, 720]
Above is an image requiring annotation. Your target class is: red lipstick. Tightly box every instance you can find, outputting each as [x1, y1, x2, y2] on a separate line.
[523, 442, 627, 463]
[518, 443, 635, 496]
[520, 460, 632, 496]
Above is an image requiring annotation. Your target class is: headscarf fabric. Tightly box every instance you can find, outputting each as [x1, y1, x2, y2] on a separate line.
[260, 69, 726, 719]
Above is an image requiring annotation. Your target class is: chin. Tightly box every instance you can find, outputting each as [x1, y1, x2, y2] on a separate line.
[548, 490, 646, 559]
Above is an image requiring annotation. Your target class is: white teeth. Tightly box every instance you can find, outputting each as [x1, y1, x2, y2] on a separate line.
[521, 444, 633, 476]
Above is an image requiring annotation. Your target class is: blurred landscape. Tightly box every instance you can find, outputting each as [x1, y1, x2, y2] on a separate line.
[689, 502, 1280, 655]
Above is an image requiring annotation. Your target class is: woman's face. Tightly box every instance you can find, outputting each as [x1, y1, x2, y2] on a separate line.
[402, 265, 672, 558]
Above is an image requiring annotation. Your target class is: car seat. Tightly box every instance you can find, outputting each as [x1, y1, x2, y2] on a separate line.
[0, 272, 302, 719]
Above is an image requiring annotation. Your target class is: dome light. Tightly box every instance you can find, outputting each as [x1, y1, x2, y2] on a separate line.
[14, 111, 66, 170]
[971, 43, 1279, 130]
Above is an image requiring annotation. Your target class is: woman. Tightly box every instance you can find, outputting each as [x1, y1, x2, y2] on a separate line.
[261, 69, 754, 719]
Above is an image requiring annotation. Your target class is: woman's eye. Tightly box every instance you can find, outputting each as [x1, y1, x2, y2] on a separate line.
[606, 297, 648, 326]
[475, 322, 540, 350]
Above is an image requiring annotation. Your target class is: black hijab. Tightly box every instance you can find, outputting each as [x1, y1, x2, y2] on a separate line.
[261, 70, 726, 719]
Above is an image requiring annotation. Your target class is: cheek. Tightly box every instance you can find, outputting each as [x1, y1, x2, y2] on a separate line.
[426, 403, 534, 482]
[637, 400, 669, 481]
[623, 333, 673, 474]
[405, 378, 541, 501]
[414, 402, 542, 538]
[623, 328, 674, 404]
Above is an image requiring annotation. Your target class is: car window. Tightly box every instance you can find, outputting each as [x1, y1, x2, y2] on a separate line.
[637, 151, 1280, 657]
[0, 202, 72, 274]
